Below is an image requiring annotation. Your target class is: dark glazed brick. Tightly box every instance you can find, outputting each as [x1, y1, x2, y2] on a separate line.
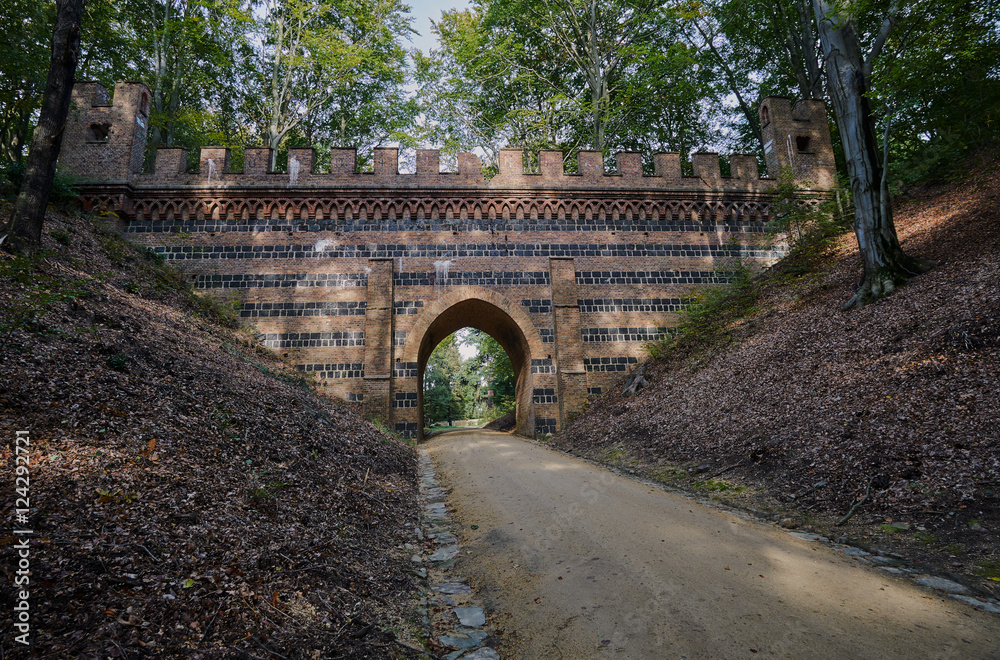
[396, 271, 550, 287]
[295, 363, 365, 379]
[534, 418, 558, 435]
[240, 301, 366, 318]
[522, 299, 553, 314]
[393, 362, 419, 378]
[153, 243, 784, 262]
[530, 358, 555, 374]
[394, 422, 419, 438]
[261, 332, 365, 348]
[583, 357, 639, 372]
[196, 273, 367, 289]
[576, 270, 735, 286]
[581, 327, 668, 342]
[532, 387, 558, 404]
[393, 392, 418, 409]
[578, 298, 685, 313]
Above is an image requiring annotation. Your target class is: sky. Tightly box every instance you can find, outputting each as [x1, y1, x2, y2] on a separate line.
[405, 0, 472, 55]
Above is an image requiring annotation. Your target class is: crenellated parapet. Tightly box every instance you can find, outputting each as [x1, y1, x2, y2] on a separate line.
[59, 82, 836, 196]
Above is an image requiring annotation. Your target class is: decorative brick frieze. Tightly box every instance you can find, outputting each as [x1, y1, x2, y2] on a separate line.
[123, 210, 776, 234]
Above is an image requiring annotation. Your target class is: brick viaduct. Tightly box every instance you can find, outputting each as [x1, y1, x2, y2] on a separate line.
[60, 81, 837, 439]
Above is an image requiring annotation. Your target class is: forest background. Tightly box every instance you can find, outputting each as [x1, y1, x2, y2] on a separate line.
[2, 0, 998, 421]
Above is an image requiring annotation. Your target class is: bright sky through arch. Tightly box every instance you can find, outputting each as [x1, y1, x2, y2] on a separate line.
[407, 0, 472, 54]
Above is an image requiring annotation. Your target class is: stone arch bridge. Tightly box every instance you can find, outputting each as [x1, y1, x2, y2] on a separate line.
[61, 81, 836, 439]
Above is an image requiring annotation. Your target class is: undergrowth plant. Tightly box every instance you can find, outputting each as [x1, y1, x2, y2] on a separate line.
[766, 170, 852, 275]
[647, 260, 758, 360]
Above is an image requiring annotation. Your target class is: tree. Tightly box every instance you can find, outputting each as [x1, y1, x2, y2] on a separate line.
[246, 0, 413, 169]
[811, 0, 935, 309]
[417, 0, 710, 171]
[2, 0, 84, 256]
[144, 0, 251, 150]
[464, 330, 515, 415]
[676, 0, 824, 155]
[0, 1, 55, 163]
[423, 333, 463, 426]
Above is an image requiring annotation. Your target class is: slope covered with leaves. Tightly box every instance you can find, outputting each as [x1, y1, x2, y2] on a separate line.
[0, 208, 419, 658]
[557, 151, 1000, 587]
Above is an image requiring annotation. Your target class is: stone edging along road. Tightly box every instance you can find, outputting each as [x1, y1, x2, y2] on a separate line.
[410, 447, 501, 660]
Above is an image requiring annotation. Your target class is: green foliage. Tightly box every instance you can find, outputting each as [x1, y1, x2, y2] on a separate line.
[767, 171, 852, 271]
[416, 1, 714, 170]
[220, 342, 312, 389]
[0, 160, 79, 206]
[48, 229, 71, 246]
[463, 329, 516, 416]
[105, 352, 129, 372]
[870, 0, 1000, 187]
[243, 0, 416, 167]
[976, 560, 1000, 580]
[423, 333, 464, 425]
[246, 468, 286, 511]
[191, 292, 242, 329]
[0, 253, 89, 348]
[648, 261, 757, 360]
[693, 479, 744, 493]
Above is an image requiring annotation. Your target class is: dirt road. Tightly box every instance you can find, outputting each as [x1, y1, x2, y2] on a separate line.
[425, 430, 998, 659]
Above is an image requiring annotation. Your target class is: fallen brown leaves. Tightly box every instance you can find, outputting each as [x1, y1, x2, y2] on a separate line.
[0, 210, 418, 658]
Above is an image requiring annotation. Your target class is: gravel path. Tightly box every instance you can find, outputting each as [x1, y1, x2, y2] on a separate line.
[427, 430, 999, 659]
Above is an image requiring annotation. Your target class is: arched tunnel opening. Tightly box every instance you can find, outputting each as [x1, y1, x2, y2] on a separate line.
[415, 298, 533, 441]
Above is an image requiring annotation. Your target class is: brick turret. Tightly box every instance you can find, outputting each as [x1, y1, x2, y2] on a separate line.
[759, 97, 837, 190]
[61, 81, 150, 182]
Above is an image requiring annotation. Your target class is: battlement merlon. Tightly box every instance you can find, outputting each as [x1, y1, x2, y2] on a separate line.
[58, 82, 837, 192]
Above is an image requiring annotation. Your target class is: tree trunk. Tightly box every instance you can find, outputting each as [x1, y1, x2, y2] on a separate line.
[812, 0, 933, 309]
[2, 0, 85, 257]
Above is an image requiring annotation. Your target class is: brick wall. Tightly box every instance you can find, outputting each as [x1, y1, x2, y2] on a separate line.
[61, 82, 837, 438]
